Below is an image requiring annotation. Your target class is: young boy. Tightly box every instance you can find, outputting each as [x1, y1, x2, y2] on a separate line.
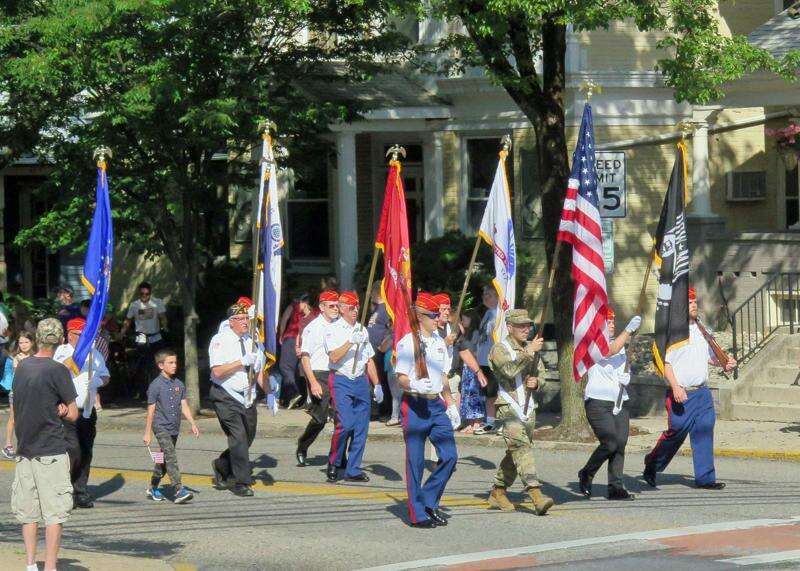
[143, 348, 200, 503]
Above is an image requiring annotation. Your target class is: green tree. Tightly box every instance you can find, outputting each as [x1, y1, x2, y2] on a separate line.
[0, 0, 410, 412]
[412, 0, 799, 438]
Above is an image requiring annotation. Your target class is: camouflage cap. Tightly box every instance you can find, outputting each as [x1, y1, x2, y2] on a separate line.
[36, 317, 64, 345]
[505, 309, 534, 325]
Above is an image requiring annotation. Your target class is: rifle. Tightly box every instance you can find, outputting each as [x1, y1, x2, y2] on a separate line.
[696, 317, 732, 377]
[399, 282, 429, 380]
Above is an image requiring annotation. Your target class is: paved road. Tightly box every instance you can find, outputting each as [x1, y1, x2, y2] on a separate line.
[1, 428, 799, 570]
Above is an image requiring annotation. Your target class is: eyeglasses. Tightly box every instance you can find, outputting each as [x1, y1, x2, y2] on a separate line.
[338, 304, 358, 311]
[229, 315, 248, 322]
[418, 311, 439, 319]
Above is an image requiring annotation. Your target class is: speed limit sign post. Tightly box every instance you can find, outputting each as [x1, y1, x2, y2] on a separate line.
[596, 151, 626, 218]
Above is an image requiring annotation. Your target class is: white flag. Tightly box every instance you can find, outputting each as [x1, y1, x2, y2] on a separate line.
[478, 148, 516, 343]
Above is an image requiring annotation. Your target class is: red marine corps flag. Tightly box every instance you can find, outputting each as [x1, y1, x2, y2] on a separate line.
[376, 148, 413, 355]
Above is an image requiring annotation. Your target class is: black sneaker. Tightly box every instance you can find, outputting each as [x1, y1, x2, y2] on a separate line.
[231, 484, 254, 497]
[607, 487, 635, 501]
[211, 460, 228, 489]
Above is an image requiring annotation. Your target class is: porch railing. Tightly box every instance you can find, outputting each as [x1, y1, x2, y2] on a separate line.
[729, 272, 800, 379]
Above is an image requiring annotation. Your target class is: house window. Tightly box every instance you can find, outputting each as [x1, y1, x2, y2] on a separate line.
[727, 171, 767, 201]
[287, 159, 330, 260]
[786, 165, 799, 229]
[465, 138, 513, 234]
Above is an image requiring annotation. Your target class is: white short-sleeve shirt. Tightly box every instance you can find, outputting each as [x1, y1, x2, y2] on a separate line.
[126, 297, 166, 335]
[301, 315, 336, 372]
[209, 328, 259, 403]
[53, 343, 109, 415]
[665, 323, 713, 388]
[395, 332, 449, 395]
[324, 320, 375, 379]
[585, 346, 628, 402]
[476, 308, 497, 366]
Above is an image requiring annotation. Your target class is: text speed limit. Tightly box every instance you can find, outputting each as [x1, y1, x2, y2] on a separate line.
[596, 151, 626, 218]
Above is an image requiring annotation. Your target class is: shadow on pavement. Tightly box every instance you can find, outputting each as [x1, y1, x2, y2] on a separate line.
[364, 463, 402, 482]
[89, 473, 126, 500]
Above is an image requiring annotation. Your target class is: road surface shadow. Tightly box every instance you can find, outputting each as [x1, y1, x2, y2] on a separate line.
[364, 463, 402, 482]
[88, 473, 126, 500]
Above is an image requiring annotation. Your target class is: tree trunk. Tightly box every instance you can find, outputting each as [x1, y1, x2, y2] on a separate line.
[181, 282, 201, 415]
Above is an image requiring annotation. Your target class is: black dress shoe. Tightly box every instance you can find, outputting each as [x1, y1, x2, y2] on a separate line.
[697, 482, 726, 490]
[607, 487, 635, 501]
[211, 460, 228, 489]
[425, 508, 447, 526]
[345, 473, 370, 482]
[74, 494, 94, 509]
[643, 464, 657, 488]
[410, 519, 436, 529]
[296, 449, 307, 467]
[326, 463, 339, 483]
[231, 484, 254, 497]
[578, 469, 593, 498]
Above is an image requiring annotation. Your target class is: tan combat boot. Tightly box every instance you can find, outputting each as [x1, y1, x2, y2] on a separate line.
[488, 487, 515, 512]
[528, 487, 554, 516]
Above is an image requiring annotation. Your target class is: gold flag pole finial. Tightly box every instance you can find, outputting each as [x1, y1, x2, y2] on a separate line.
[93, 147, 112, 167]
[677, 120, 695, 140]
[386, 144, 406, 162]
[501, 134, 512, 152]
[580, 80, 602, 101]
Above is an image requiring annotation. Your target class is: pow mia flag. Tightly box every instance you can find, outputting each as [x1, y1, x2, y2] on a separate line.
[652, 142, 690, 375]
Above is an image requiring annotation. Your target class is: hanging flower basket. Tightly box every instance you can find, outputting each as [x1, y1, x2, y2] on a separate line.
[767, 122, 800, 170]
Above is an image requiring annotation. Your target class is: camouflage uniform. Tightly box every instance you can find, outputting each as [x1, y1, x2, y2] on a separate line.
[489, 336, 543, 490]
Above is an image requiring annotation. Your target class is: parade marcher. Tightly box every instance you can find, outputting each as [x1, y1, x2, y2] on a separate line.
[643, 287, 736, 489]
[121, 282, 167, 400]
[475, 286, 499, 434]
[324, 291, 383, 483]
[278, 293, 312, 408]
[367, 281, 392, 419]
[487, 309, 553, 516]
[54, 317, 111, 509]
[12, 318, 78, 571]
[208, 299, 267, 497]
[395, 291, 459, 528]
[577, 308, 641, 501]
[295, 289, 340, 467]
[434, 292, 457, 375]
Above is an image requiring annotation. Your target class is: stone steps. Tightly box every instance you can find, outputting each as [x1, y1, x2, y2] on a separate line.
[752, 365, 800, 385]
[736, 384, 800, 404]
[730, 402, 800, 423]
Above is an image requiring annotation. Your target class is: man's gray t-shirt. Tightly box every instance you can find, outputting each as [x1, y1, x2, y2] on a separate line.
[13, 356, 77, 458]
[147, 375, 186, 436]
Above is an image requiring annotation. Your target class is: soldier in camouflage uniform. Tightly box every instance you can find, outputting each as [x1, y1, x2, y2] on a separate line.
[487, 309, 554, 516]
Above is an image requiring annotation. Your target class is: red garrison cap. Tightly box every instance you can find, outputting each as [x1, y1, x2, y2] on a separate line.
[67, 317, 86, 333]
[236, 296, 253, 308]
[688, 287, 697, 302]
[319, 290, 339, 303]
[415, 291, 440, 313]
[433, 293, 451, 307]
[338, 291, 359, 306]
[606, 307, 615, 320]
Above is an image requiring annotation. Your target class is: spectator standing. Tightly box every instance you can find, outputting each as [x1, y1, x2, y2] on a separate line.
[54, 286, 81, 332]
[367, 281, 392, 419]
[2, 331, 36, 458]
[121, 282, 167, 400]
[453, 312, 487, 433]
[11, 318, 79, 571]
[277, 293, 312, 408]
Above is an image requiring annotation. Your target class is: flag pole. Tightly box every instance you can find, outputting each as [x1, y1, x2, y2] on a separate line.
[352, 144, 406, 374]
[451, 135, 511, 328]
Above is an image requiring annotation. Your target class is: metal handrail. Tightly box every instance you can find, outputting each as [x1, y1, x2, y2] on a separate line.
[729, 272, 800, 379]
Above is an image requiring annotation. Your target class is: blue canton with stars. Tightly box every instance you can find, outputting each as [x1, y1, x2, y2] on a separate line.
[571, 104, 599, 211]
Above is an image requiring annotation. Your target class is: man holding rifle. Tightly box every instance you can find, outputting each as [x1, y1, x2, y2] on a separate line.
[644, 287, 736, 490]
[395, 291, 460, 529]
[487, 309, 553, 516]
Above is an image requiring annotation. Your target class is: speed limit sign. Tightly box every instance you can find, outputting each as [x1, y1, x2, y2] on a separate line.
[595, 152, 626, 218]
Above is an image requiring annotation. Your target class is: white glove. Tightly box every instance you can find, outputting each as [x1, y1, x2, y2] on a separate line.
[247, 305, 256, 320]
[625, 316, 642, 334]
[373, 384, 384, 404]
[269, 375, 280, 395]
[350, 325, 368, 345]
[240, 350, 259, 367]
[409, 377, 434, 393]
[266, 393, 278, 416]
[446, 404, 461, 430]
[618, 372, 631, 387]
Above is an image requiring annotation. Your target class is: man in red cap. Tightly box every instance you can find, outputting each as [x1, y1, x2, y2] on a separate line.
[323, 291, 382, 482]
[395, 291, 460, 528]
[54, 317, 111, 508]
[433, 293, 457, 375]
[295, 289, 340, 467]
[644, 286, 736, 490]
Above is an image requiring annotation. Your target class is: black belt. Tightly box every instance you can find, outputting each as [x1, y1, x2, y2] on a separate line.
[404, 392, 438, 400]
[682, 384, 707, 393]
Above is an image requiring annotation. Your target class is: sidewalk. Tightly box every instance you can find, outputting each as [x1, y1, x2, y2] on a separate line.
[0, 541, 194, 570]
[2, 403, 799, 461]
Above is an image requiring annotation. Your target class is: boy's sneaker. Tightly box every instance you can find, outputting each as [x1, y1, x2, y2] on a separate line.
[474, 424, 495, 435]
[146, 487, 165, 502]
[173, 486, 194, 504]
[2, 445, 15, 459]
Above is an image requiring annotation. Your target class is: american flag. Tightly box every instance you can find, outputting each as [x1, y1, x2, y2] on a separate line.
[556, 104, 610, 381]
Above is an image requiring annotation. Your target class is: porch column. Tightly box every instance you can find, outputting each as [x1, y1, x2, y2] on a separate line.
[691, 109, 713, 217]
[423, 132, 445, 239]
[336, 132, 358, 289]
